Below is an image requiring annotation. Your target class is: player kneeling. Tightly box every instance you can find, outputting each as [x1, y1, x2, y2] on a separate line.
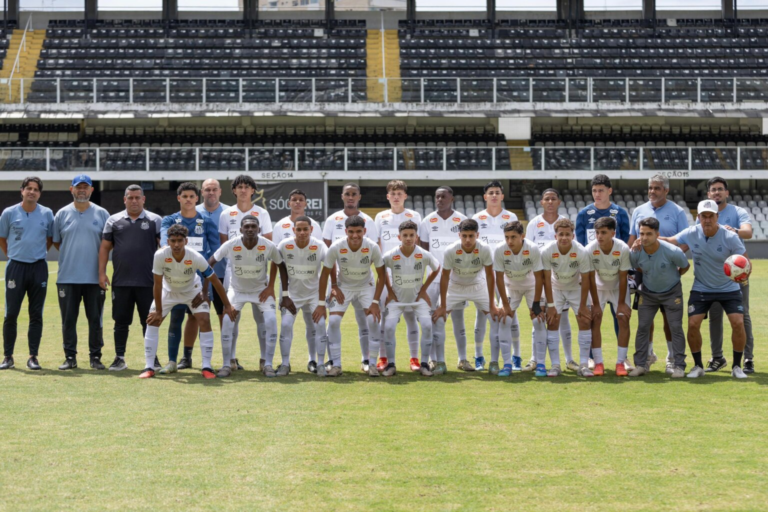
[433, 219, 500, 370]
[313, 216, 387, 377]
[586, 217, 632, 377]
[541, 219, 596, 377]
[493, 221, 546, 377]
[382, 221, 441, 377]
[208, 215, 282, 378]
[276, 216, 329, 377]
[141, 224, 235, 379]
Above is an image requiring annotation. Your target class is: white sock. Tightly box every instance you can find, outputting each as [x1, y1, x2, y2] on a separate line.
[530, 327, 536, 362]
[577, 330, 592, 366]
[252, 304, 266, 360]
[328, 315, 343, 367]
[279, 311, 296, 366]
[379, 309, 388, 359]
[666, 341, 673, 363]
[559, 313, 573, 362]
[383, 314, 399, 363]
[490, 318, 501, 363]
[144, 324, 160, 370]
[418, 316, 433, 364]
[593, 347, 603, 365]
[221, 314, 236, 364]
[474, 310, 487, 359]
[315, 317, 327, 365]
[452, 309, 467, 361]
[617, 346, 629, 364]
[648, 341, 654, 355]
[510, 314, 521, 358]
[404, 311, 420, 359]
[262, 309, 279, 367]
[366, 315, 381, 364]
[354, 306, 369, 362]
[433, 317, 446, 362]
[533, 319, 547, 365]
[199, 330, 214, 369]
[231, 311, 240, 360]
[547, 330, 561, 366]
[302, 309, 316, 362]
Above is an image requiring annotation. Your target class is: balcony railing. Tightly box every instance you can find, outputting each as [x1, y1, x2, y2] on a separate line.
[3, 77, 768, 105]
[1, 146, 765, 173]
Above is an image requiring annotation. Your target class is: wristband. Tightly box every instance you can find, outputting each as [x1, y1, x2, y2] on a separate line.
[547, 302, 555, 308]
[283, 291, 290, 298]
[371, 299, 379, 305]
[532, 302, 542, 316]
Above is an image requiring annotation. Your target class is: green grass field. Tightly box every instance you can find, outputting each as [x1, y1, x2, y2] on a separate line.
[2, 261, 768, 511]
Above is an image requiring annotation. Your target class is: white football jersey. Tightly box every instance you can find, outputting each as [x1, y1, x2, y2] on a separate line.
[152, 246, 212, 295]
[383, 246, 440, 303]
[526, 214, 568, 249]
[213, 235, 282, 294]
[323, 237, 384, 290]
[492, 238, 543, 291]
[219, 204, 273, 241]
[277, 236, 327, 302]
[271, 216, 322, 242]
[442, 239, 493, 287]
[541, 240, 591, 291]
[322, 210, 378, 245]
[419, 210, 467, 280]
[586, 238, 632, 291]
[472, 209, 518, 250]
[375, 208, 423, 254]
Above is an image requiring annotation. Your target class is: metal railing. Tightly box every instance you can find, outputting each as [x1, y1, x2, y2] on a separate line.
[7, 15, 33, 85]
[0, 146, 765, 173]
[3, 76, 768, 105]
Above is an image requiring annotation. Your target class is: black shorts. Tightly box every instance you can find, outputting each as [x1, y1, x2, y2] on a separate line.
[688, 290, 744, 317]
[210, 276, 225, 316]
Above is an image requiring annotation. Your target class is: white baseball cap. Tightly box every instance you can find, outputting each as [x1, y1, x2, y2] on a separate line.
[697, 199, 718, 215]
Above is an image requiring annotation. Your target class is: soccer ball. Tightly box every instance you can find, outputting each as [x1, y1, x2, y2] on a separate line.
[724, 254, 751, 283]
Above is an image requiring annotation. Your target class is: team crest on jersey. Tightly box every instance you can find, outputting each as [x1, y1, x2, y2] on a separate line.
[7, 280, 15, 289]
[613, 251, 620, 257]
[309, 245, 318, 251]
[393, 255, 401, 261]
[141, 221, 150, 230]
[523, 250, 530, 256]
[340, 248, 348, 254]
[360, 256, 369, 264]
[282, 223, 291, 228]
[504, 250, 512, 256]
[184, 260, 193, 265]
[570, 253, 577, 258]
[165, 258, 173, 262]
[610, 209, 618, 215]
[257, 246, 265, 251]
[430, 217, 438, 223]
[415, 253, 423, 259]
[286, 245, 294, 250]
[471, 257, 481, 265]
[537, 222, 545, 228]
[593, 250, 601, 255]
[362, 248, 370, 254]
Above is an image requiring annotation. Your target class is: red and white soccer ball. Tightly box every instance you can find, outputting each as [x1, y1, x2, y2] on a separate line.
[724, 254, 751, 283]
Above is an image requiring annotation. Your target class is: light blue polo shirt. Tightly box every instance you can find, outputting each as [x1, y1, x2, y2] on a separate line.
[630, 240, 689, 294]
[0, 203, 54, 263]
[196, 203, 228, 277]
[676, 225, 746, 293]
[53, 203, 110, 284]
[695, 203, 751, 230]
[630, 200, 690, 238]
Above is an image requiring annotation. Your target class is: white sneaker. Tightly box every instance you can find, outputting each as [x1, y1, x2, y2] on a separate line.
[732, 366, 748, 379]
[326, 366, 343, 377]
[276, 364, 291, 377]
[547, 364, 562, 377]
[648, 352, 659, 366]
[263, 365, 276, 378]
[665, 363, 675, 375]
[686, 366, 705, 379]
[317, 363, 327, 377]
[368, 366, 380, 377]
[566, 360, 580, 372]
[419, 365, 433, 377]
[670, 367, 685, 378]
[588, 358, 596, 370]
[361, 360, 370, 373]
[578, 364, 594, 378]
[522, 359, 536, 372]
[629, 366, 647, 377]
[623, 359, 635, 371]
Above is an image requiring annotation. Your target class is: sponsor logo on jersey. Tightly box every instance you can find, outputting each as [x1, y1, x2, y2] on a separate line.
[233, 246, 242, 252]
[393, 255, 401, 261]
[335, 216, 344, 221]
[282, 223, 291, 228]
[165, 258, 173, 262]
[613, 251, 620, 256]
[593, 250, 601, 255]
[415, 253, 423, 259]
[430, 217, 438, 223]
[361, 248, 370, 254]
[382, 213, 390, 218]
[452, 217, 461, 223]
[523, 250, 530, 256]
[229, 211, 237, 216]
[286, 244, 294, 250]
[257, 246, 265, 251]
[405, 213, 413, 218]
[552, 253, 559, 259]
[250, 211, 260, 217]
[570, 253, 577, 258]
[309, 245, 318, 251]
[456, 250, 463, 255]
[537, 222, 545, 228]
[502, 214, 510, 220]
[479, 215, 488, 220]
[504, 250, 512, 256]
[184, 260, 192, 265]
[340, 248, 348, 254]
[587, 210, 595, 215]
[473, 249, 479, 254]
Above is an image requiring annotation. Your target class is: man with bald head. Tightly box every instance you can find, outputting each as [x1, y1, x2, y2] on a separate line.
[197, 179, 229, 325]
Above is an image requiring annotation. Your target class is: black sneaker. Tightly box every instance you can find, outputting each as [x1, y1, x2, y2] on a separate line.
[90, 356, 106, 370]
[27, 356, 41, 371]
[0, 356, 14, 370]
[109, 357, 128, 371]
[307, 360, 318, 374]
[177, 357, 192, 370]
[705, 357, 727, 372]
[153, 356, 162, 372]
[58, 357, 77, 370]
[325, 360, 333, 372]
[744, 359, 755, 374]
[234, 358, 244, 371]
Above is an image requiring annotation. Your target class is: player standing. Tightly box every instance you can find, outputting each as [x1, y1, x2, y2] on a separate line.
[586, 217, 632, 376]
[140, 224, 234, 379]
[271, 189, 322, 242]
[381, 220, 440, 377]
[196, 179, 229, 328]
[375, 180, 423, 372]
[419, 186, 467, 375]
[209, 216, 282, 377]
[541, 219, 595, 377]
[471, 180, 517, 371]
[275, 216, 328, 376]
[493, 221, 545, 377]
[314, 216, 386, 377]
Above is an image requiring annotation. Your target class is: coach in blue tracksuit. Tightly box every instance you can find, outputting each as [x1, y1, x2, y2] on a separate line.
[700, 177, 755, 373]
[159, 182, 220, 373]
[575, 174, 630, 361]
[0, 177, 54, 371]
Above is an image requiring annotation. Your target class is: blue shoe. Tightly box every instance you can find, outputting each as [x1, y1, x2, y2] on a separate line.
[534, 364, 547, 377]
[474, 356, 486, 372]
[512, 356, 523, 372]
[498, 364, 513, 377]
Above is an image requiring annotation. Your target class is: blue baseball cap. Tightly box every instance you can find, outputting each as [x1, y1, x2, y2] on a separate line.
[71, 174, 93, 187]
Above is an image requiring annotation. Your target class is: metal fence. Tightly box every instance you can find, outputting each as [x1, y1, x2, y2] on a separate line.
[1, 146, 767, 172]
[3, 77, 768, 104]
